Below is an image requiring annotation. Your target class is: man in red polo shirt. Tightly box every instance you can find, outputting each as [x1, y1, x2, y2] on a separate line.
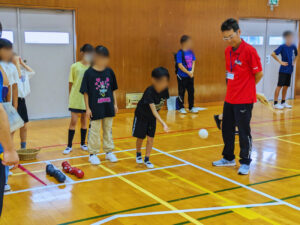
[213, 18, 263, 175]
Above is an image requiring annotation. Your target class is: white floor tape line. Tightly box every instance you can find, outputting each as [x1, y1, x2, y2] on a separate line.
[5, 163, 187, 195]
[21, 147, 141, 166]
[153, 147, 300, 211]
[91, 202, 282, 225]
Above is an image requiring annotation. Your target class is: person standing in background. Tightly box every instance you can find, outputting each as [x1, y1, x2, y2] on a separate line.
[63, 44, 94, 155]
[176, 35, 198, 114]
[271, 31, 298, 109]
[16, 56, 35, 149]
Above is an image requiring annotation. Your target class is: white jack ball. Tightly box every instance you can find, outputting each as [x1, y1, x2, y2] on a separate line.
[199, 129, 208, 139]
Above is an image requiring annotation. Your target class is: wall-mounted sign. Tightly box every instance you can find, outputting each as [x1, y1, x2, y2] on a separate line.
[126, 93, 143, 109]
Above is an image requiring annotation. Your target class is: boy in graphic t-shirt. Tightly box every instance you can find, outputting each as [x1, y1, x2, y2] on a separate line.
[132, 67, 170, 168]
[80, 46, 118, 165]
[271, 31, 298, 109]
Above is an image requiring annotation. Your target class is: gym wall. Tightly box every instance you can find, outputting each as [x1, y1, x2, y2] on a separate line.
[0, 0, 299, 109]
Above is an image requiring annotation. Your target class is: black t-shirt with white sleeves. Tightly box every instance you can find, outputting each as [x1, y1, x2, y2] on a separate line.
[80, 67, 118, 120]
[135, 85, 169, 121]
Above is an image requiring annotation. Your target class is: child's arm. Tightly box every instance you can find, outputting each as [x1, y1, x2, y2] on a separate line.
[12, 83, 18, 109]
[20, 59, 34, 73]
[178, 63, 193, 78]
[83, 93, 92, 118]
[113, 91, 118, 113]
[0, 103, 19, 167]
[191, 61, 196, 75]
[149, 103, 169, 132]
[13, 56, 22, 78]
[271, 52, 288, 66]
[69, 83, 73, 95]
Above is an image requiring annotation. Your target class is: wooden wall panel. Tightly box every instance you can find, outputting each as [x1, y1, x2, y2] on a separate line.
[0, 0, 299, 108]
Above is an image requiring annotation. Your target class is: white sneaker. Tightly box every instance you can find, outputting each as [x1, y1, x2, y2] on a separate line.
[282, 103, 292, 108]
[179, 108, 187, 114]
[63, 147, 72, 155]
[80, 144, 88, 151]
[106, 152, 118, 162]
[136, 156, 143, 164]
[274, 104, 284, 109]
[89, 154, 101, 165]
[144, 161, 154, 169]
[190, 107, 198, 113]
[4, 184, 11, 192]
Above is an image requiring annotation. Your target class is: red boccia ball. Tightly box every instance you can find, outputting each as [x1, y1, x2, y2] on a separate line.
[76, 169, 84, 179]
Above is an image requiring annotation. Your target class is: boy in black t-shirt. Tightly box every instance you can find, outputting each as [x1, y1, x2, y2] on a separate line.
[132, 67, 170, 168]
[80, 46, 118, 165]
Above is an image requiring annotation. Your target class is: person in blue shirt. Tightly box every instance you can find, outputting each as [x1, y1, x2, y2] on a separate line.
[176, 35, 198, 114]
[271, 31, 298, 109]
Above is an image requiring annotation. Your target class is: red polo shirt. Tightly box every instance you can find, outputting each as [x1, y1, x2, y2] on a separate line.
[225, 40, 262, 104]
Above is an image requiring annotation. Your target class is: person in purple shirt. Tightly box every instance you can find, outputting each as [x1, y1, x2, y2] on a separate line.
[176, 35, 198, 114]
[271, 31, 298, 109]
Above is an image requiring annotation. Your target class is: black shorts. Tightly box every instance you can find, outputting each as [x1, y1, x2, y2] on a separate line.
[69, 108, 86, 113]
[17, 98, 29, 123]
[278, 72, 292, 87]
[132, 115, 156, 139]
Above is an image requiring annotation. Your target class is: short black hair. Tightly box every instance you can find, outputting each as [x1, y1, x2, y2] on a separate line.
[0, 38, 13, 49]
[151, 67, 170, 80]
[80, 44, 94, 53]
[283, 31, 293, 38]
[221, 18, 239, 32]
[180, 35, 191, 44]
[94, 45, 109, 57]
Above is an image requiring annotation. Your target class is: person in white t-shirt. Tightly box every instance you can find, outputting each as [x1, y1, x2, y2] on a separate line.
[0, 53, 20, 110]
[16, 57, 35, 149]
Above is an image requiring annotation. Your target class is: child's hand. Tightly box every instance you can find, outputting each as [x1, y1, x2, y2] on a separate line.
[163, 123, 169, 133]
[86, 108, 92, 119]
[280, 61, 288, 66]
[114, 104, 118, 114]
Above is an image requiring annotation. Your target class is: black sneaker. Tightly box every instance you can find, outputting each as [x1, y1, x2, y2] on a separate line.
[214, 115, 221, 130]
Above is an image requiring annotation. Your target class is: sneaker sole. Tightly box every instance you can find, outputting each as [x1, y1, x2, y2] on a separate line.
[63, 151, 72, 155]
[212, 163, 236, 167]
[238, 171, 249, 175]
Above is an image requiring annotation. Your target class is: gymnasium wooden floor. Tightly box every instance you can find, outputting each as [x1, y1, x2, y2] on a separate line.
[1, 100, 300, 225]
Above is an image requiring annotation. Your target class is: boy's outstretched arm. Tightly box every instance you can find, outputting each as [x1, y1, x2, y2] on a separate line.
[149, 103, 169, 132]
[271, 52, 288, 66]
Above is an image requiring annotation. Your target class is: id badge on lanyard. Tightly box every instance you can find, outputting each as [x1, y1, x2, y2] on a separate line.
[226, 51, 240, 80]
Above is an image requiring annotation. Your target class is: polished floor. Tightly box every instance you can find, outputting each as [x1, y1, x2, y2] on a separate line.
[1, 100, 300, 225]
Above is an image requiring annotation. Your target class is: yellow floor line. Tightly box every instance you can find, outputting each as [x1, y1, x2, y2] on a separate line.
[121, 149, 280, 224]
[277, 138, 300, 146]
[100, 164, 203, 225]
[160, 169, 281, 225]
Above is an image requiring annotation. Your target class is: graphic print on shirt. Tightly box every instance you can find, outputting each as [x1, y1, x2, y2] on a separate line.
[155, 98, 166, 111]
[95, 77, 111, 103]
[184, 54, 194, 69]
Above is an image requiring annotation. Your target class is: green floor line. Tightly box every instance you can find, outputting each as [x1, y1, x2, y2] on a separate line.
[58, 173, 300, 225]
[174, 194, 300, 225]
